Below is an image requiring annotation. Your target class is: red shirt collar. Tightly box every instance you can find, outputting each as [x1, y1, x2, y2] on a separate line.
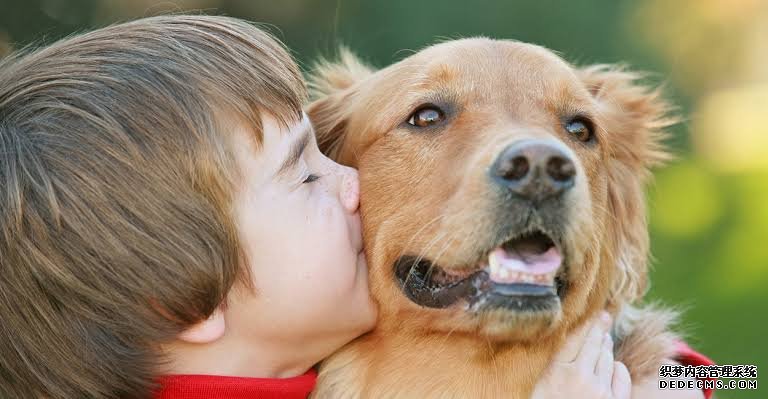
[155, 369, 317, 399]
[675, 341, 716, 399]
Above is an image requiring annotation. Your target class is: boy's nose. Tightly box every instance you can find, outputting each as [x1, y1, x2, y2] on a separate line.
[340, 166, 360, 213]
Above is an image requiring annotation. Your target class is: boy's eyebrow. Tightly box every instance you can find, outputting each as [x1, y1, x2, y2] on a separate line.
[276, 124, 312, 177]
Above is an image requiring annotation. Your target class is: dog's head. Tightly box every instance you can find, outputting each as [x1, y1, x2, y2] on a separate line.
[308, 38, 672, 342]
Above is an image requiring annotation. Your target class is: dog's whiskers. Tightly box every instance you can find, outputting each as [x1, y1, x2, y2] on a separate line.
[401, 215, 449, 287]
[424, 230, 462, 284]
[406, 229, 449, 286]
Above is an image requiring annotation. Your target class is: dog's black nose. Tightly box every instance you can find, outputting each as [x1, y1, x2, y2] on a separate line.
[491, 140, 576, 202]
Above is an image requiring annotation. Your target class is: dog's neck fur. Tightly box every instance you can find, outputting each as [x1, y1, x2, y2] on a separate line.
[312, 304, 680, 399]
[314, 326, 562, 399]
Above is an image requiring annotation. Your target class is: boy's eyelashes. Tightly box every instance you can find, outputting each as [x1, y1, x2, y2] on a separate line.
[303, 174, 321, 183]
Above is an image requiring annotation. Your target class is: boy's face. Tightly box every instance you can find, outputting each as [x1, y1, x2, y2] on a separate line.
[226, 113, 376, 362]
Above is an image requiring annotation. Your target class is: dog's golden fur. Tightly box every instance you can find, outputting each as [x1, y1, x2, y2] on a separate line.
[308, 38, 681, 398]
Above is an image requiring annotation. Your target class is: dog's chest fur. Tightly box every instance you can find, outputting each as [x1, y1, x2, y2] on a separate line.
[312, 305, 678, 399]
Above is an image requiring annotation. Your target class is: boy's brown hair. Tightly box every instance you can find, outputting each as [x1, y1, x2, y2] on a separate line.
[0, 15, 306, 398]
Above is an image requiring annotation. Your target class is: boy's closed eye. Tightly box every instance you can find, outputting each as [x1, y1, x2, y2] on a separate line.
[276, 123, 313, 178]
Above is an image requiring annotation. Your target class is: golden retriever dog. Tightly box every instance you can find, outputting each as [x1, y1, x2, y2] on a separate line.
[307, 38, 680, 398]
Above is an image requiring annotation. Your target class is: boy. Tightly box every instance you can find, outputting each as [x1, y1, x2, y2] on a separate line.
[0, 15, 707, 399]
[0, 15, 376, 398]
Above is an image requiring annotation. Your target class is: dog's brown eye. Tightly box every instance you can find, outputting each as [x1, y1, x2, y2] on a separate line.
[565, 117, 594, 142]
[408, 106, 444, 127]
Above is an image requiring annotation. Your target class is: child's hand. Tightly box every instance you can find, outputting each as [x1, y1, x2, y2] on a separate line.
[531, 312, 631, 399]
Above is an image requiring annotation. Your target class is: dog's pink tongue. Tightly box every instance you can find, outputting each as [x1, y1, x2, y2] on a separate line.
[492, 247, 562, 274]
[488, 246, 562, 285]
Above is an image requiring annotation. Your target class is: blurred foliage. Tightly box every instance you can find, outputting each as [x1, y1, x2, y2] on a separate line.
[1, 0, 765, 397]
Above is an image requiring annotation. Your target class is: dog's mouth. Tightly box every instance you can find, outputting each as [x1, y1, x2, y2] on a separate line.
[394, 229, 567, 311]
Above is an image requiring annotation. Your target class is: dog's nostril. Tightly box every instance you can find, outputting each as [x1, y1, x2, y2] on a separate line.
[501, 156, 529, 181]
[546, 156, 575, 182]
[491, 139, 577, 202]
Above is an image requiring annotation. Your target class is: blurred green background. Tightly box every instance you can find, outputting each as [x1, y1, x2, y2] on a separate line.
[1, 0, 765, 397]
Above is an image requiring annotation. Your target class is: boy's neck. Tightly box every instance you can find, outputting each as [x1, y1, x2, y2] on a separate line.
[162, 333, 325, 378]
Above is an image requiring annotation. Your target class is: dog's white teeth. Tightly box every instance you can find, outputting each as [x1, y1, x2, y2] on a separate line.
[488, 252, 499, 274]
[488, 252, 507, 282]
[487, 250, 559, 285]
[538, 272, 556, 284]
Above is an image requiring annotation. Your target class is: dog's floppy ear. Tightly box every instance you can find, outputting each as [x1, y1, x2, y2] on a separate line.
[307, 47, 374, 160]
[578, 65, 676, 308]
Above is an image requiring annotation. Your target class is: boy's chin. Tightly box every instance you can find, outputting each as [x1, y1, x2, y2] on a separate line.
[340, 283, 378, 340]
[340, 304, 378, 345]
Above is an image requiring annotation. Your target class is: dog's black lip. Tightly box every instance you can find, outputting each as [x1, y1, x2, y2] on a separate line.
[469, 273, 560, 312]
[394, 256, 482, 308]
[394, 254, 567, 309]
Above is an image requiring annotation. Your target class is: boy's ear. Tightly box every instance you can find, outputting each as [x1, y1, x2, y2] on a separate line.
[307, 47, 373, 161]
[177, 308, 226, 344]
[577, 65, 677, 307]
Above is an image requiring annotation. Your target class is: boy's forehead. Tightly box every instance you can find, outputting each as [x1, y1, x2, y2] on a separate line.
[260, 112, 313, 155]
[232, 112, 314, 176]
[261, 112, 312, 141]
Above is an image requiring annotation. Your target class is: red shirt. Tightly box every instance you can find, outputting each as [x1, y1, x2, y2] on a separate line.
[155, 344, 714, 398]
[675, 341, 716, 399]
[155, 369, 316, 399]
